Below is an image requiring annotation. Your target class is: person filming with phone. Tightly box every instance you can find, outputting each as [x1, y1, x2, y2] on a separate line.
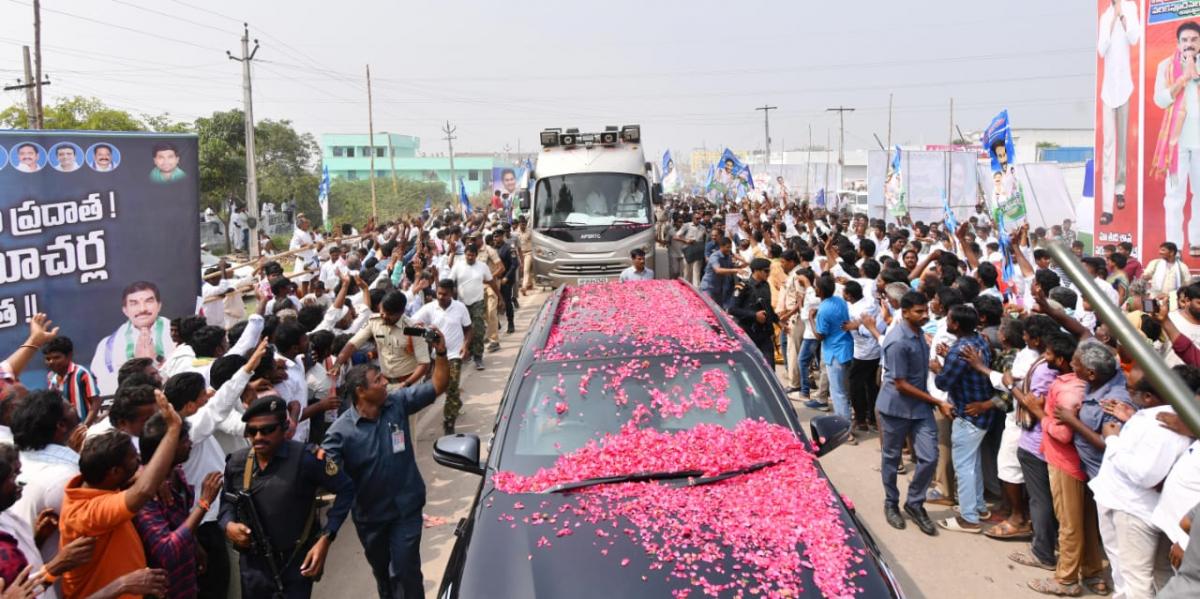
[1149, 285, 1200, 367]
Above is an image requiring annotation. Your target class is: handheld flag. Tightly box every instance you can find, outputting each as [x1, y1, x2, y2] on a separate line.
[815, 188, 826, 208]
[459, 178, 471, 215]
[885, 145, 906, 216]
[661, 150, 673, 177]
[423, 195, 431, 213]
[942, 190, 958, 233]
[983, 109, 1015, 173]
[317, 165, 331, 232]
[995, 210, 1016, 283]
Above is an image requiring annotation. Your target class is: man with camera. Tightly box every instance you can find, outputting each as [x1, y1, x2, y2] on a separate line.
[333, 291, 431, 391]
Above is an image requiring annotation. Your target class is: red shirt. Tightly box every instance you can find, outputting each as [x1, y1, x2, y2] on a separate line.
[1040, 373, 1087, 481]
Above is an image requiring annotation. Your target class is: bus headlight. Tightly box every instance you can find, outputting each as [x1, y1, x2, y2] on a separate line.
[534, 246, 557, 260]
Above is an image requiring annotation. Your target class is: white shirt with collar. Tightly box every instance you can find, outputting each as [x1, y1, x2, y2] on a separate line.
[1089, 405, 1192, 524]
[1153, 440, 1200, 548]
[12, 443, 79, 570]
[184, 366, 252, 522]
[413, 299, 473, 360]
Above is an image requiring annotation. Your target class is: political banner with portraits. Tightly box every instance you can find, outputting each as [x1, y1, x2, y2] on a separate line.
[0, 131, 200, 392]
[1140, 3, 1200, 265]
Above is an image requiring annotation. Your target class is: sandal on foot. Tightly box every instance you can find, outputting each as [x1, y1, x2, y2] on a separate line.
[985, 520, 1033, 540]
[937, 517, 982, 534]
[1008, 550, 1055, 571]
[1082, 578, 1110, 596]
[1116, 193, 1125, 210]
[1191, 246, 1200, 258]
[1099, 212, 1113, 225]
[1027, 578, 1082, 597]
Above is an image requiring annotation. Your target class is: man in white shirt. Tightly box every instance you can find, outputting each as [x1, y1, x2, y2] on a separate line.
[1098, 1, 1140, 225]
[289, 214, 318, 283]
[163, 342, 264, 598]
[1155, 22, 1200, 252]
[1089, 380, 1192, 599]
[1153, 440, 1200, 558]
[845, 281, 883, 433]
[319, 245, 348, 292]
[448, 244, 500, 370]
[230, 205, 249, 252]
[619, 248, 654, 282]
[413, 279, 474, 434]
[9, 390, 83, 597]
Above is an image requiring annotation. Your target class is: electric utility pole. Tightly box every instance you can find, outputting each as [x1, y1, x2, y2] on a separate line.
[228, 24, 261, 257]
[5, 46, 50, 124]
[366, 64, 377, 219]
[442, 121, 458, 211]
[756, 105, 777, 166]
[826, 106, 855, 169]
[33, 0, 43, 128]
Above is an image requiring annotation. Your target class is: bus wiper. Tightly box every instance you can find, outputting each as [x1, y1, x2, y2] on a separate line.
[542, 469, 704, 494]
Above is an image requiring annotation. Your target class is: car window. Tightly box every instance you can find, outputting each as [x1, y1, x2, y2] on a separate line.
[499, 353, 789, 476]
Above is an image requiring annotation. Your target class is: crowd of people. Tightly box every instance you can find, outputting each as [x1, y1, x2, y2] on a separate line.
[655, 192, 1200, 598]
[0, 207, 534, 598]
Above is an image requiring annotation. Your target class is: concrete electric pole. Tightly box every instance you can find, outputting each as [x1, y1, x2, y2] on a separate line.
[756, 105, 777, 166]
[826, 106, 855, 170]
[5, 46, 50, 125]
[228, 24, 261, 257]
[443, 120, 458, 211]
[366, 64, 377, 219]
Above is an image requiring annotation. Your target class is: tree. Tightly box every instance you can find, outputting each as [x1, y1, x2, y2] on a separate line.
[0, 96, 148, 131]
[325, 178, 450, 229]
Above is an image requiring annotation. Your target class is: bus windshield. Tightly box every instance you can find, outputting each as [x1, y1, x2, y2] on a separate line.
[534, 173, 650, 228]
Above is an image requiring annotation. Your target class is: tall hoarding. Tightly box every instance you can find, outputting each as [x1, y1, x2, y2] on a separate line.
[0, 131, 200, 393]
[1140, 1, 1200, 265]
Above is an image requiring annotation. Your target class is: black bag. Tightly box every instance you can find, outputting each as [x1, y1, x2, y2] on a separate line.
[683, 241, 705, 263]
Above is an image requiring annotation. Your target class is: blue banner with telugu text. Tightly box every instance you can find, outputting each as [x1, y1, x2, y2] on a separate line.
[0, 130, 200, 392]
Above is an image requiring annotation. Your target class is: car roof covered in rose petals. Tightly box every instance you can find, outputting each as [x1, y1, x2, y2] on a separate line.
[437, 280, 904, 599]
[534, 279, 750, 363]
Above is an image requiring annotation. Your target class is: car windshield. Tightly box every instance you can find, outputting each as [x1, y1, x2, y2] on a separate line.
[534, 173, 650, 228]
[497, 353, 791, 476]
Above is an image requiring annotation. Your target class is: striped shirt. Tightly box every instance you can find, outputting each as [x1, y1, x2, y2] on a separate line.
[47, 363, 97, 422]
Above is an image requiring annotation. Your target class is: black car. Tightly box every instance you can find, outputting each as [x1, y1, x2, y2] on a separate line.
[433, 280, 904, 598]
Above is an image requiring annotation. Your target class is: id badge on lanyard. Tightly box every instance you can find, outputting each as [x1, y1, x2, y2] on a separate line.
[390, 422, 406, 454]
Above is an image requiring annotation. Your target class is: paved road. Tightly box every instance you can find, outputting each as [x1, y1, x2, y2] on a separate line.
[316, 289, 551, 599]
[316, 289, 1049, 599]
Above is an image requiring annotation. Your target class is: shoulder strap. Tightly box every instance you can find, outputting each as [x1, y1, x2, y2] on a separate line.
[242, 449, 255, 491]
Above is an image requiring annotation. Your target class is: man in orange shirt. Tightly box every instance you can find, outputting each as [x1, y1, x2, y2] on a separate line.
[59, 388, 185, 599]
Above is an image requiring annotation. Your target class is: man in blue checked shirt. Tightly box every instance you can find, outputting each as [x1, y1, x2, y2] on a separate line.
[931, 304, 995, 533]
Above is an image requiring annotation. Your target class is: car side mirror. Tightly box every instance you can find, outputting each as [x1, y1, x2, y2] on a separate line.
[434, 433, 484, 475]
[810, 415, 853, 457]
[518, 189, 530, 212]
[651, 183, 663, 205]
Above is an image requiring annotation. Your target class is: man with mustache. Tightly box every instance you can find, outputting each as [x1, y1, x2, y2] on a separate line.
[14, 144, 41, 173]
[90, 282, 177, 396]
[1153, 21, 1200, 256]
[92, 145, 115, 173]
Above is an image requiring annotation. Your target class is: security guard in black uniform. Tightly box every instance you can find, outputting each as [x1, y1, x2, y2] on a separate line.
[218, 396, 355, 598]
[729, 257, 779, 363]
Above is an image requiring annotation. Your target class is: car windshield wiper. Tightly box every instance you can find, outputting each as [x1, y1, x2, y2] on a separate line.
[541, 460, 782, 494]
[683, 459, 782, 487]
[542, 469, 704, 494]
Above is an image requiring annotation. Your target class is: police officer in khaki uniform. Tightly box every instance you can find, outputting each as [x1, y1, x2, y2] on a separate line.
[476, 232, 505, 352]
[332, 291, 429, 389]
[514, 216, 534, 294]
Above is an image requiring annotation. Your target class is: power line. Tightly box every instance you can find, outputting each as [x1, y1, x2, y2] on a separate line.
[108, 0, 233, 34]
[6, 0, 224, 52]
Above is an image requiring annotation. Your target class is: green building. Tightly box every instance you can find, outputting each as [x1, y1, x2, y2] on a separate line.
[320, 132, 499, 195]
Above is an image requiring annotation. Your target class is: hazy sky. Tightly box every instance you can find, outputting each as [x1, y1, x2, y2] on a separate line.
[0, 0, 1094, 157]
